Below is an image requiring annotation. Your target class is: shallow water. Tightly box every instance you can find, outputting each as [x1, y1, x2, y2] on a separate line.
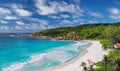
[0, 34, 89, 71]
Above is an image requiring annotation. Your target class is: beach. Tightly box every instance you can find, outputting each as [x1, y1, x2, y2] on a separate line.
[44, 41, 109, 71]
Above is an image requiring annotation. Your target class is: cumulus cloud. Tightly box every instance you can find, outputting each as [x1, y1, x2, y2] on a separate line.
[60, 14, 70, 18]
[89, 20, 99, 23]
[49, 15, 60, 19]
[62, 19, 72, 24]
[16, 21, 25, 25]
[35, 0, 83, 15]
[0, 7, 11, 15]
[0, 20, 8, 24]
[108, 7, 120, 20]
[50, 14, 70, 19]
[90, 12, 103, 18]
[5, 16, 17, 20]
[109, 7, 120, 15]
[0, 7, 12, 20]
[38, 20, 48, 25]
[12, 20, 49, 32]
[15, 26, 22, 30]
[15, 9, 32, 17]
[109, 15, 120, 20]
[0, 4, 32, 21]
[24, 23, 47, 30]
[59, 18, 83, 25]
[0, 26, 9, 30]
[12, 4, 32, 17]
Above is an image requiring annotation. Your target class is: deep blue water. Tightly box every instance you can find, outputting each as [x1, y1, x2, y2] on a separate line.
[0, 34, 89, 71]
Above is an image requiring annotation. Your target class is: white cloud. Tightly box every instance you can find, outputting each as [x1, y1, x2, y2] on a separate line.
[16, 21, 25, 25]
[15, 26, 22, 30]
[12, 4, 32, 17]
[109, 15, 120, 20]
[60, 14, 70, 18]
[0, 7, 11, 15]
[89, 20, 99, 23]
[59, 19, 72, 24]
[26, 24, 47, 30]
[0, 20, 8, 24]
[26, 17, 49, 25]
[62, 19, 72, 24]
[49, 15, 60, 19]
[0, 26, 9, 30]
[59, 18, 84, 25]
[90, 12, 103, 18]
[15, 9, 32, 17]
[50, 14, 70, 19]
[13, 20, 49, 31]
[108, 7, 120, 15]
[5, 16, 17, 20]
[108, 7, 120, 20]
[38, 20, 48, 25]
[35, 0, 83, 15]
[35, 0, 57, 15]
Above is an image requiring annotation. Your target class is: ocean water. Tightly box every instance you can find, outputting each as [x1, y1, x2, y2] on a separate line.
[0, 34, 89, 71]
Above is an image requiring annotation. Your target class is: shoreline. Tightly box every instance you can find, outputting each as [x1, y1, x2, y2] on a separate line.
[43, 40, 109, 71]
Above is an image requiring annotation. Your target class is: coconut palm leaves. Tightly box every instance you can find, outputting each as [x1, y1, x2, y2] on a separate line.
[102, 55, 120, 71]
[103, 55, 108, 71]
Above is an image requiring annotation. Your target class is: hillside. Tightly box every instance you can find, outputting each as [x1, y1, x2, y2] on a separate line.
[32, 22, 120, 40]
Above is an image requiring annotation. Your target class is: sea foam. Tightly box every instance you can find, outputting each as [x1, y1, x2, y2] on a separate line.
[2, 53, 46, 71]
[2, 41, 89, 71]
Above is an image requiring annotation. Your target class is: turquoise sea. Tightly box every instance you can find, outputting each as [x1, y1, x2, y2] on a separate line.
[0, 34, 89, 71]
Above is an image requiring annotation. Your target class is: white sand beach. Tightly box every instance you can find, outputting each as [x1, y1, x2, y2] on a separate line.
[44, 41, 109, 71]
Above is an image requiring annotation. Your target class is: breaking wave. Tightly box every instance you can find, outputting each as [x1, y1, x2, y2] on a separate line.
[2, 41, 89, 71]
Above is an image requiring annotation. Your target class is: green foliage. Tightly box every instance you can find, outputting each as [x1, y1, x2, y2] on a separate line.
[95, 61, 111, 71]
[108, 49, 120, 60]
[95, 49, 120, 71]
[100, 39, 113, 49]
[33, 23, 120, 40]
[105, 26, 120, 43]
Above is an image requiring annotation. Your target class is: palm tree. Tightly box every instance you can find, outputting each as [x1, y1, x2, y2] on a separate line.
[103, 55, 108, 71]
[108, 57, 120, 71]
[114, 57, 120, 71]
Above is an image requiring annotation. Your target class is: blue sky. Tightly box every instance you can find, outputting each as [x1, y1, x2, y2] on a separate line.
[0, 0, 120, 33]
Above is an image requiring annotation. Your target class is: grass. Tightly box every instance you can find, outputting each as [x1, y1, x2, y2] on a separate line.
[100, 39, 113, 49]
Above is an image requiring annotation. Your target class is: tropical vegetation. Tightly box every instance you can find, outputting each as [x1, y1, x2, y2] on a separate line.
[33, 22, 120, 42]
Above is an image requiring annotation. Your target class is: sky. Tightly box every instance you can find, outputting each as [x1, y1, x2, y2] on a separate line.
[0, 0, 120, 33]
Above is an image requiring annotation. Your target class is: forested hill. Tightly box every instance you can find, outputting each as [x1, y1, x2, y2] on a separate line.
[32, 22, 120, 40]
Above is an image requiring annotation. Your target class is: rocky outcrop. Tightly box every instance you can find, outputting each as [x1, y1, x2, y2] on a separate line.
[51, 32, 83, 40]
[30, 32, 84, 40]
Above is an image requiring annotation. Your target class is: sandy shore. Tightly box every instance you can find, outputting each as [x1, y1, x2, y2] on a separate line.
[43, 41, 109, 71]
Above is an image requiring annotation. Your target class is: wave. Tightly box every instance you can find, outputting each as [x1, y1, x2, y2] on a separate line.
[2, 53, 46, 71]
[2, 41, 89, 71]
